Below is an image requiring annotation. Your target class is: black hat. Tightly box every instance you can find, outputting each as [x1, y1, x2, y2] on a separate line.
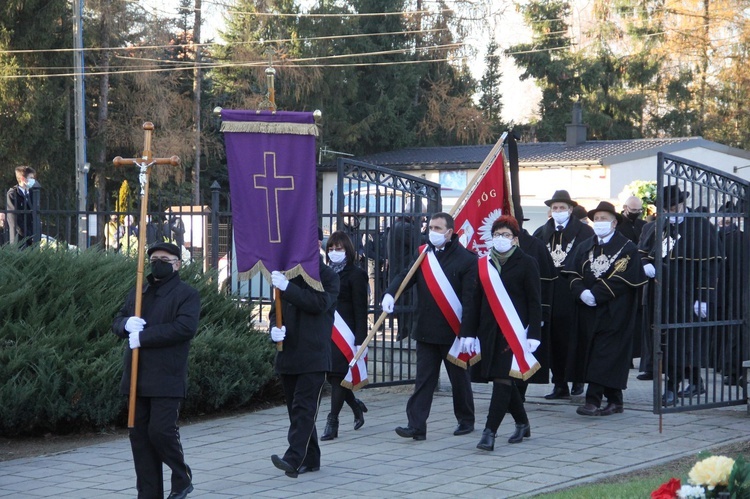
[147, 242, 181, 258]
[572, 205, 588, 221]
[659, 185, 689, 208]
[544, 190, 578, 207]
[318, 227, 324, 241]
[587, 201, 624, 224]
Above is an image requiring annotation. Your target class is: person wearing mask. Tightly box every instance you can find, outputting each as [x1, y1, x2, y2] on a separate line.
[473, 216, 541, 450]
[381, 212, 478, 440]
[269, 251, 340, 478]
[112, 242, 201, 499]
[7, 166, 37, 248]
[562, 202, 646, 416]
[320, 231, 369, 441]
[618, 196, 646, 244]
[533, 190, 594, 399]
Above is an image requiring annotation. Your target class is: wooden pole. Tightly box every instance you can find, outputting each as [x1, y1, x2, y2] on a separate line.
[113, 122, 180, 428]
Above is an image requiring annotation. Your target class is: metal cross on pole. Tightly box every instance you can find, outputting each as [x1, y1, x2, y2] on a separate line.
[113, 122, 180, 428]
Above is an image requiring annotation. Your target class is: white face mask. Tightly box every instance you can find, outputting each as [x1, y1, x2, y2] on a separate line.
[592, 221, 614, 238]
[327, 250, 346, 264]
[551, 211, 570, 225]
[429, 230, 447, 247]
[669, 216, 684, 225]
[492, 236, 514, 253]
[26, 178, 36, 189]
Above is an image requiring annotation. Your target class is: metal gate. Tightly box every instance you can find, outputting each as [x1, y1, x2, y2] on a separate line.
[321, 158, 442, 387]
[653, 153, 749, 413]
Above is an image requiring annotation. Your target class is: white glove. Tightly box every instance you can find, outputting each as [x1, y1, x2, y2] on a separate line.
[460, 337, 477, 354]
[643, 263, 656, 278]
[125, 316, 146, 334]
[128, 331, 140, 349]
[580, 290, 597, 307]
[271, 326, 286, 342]
[694, 301, 708, 319]
[527, 339, 540, 353]
[381, 293, 395, 314]
[271, 271, 289, 291]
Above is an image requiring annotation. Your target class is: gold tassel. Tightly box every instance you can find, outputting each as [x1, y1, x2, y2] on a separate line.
[220, 121, 319, 136]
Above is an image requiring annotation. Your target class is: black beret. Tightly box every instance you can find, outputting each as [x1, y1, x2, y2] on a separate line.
[147, 242, 181, 258]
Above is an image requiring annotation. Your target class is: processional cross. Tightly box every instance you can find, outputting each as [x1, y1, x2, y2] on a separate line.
[113, 122, 181, 428]
[254, 152, 294, 243]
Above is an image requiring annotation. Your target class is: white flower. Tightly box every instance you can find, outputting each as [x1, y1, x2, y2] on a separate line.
[676, 484, 706, 499]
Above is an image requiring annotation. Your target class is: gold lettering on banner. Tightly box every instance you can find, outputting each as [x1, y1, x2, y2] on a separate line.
[253, 152, 294, 243]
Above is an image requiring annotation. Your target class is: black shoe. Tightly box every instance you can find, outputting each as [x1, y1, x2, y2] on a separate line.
[677, 379, 706, 397]
[476, 428, 496, 451]
[508, 423, 530, 444]
[353, 399, 367, 431]
[544, 386, 570, 400]
[724, 375, 744, 386]
[453, 423, 474, 436]
[637, 372, 654, 381]
[395, 426, 426, 440]
[288, 464, 319, 477]
[167, 484, 193, 499]
[599, 403, 624, 416]
[271, 455, 298, 478]
[321, 414, 339, 441]
[571, 383, 584, 396]
[662, 390, 675, 406]
[576, 403, 600, 416]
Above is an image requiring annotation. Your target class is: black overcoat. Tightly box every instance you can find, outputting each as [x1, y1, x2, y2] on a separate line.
[113, 272, 201, 398]
[331, 263, 368, 376]
[6, 185, 34, 246]
[270, 260, 339, 375]
[562, 232, 646, 389]
[385, 235, 478, 345]
[473, 248, 542, 381]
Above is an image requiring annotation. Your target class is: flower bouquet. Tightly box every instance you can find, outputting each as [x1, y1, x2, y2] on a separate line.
[651, 453, 750, 499]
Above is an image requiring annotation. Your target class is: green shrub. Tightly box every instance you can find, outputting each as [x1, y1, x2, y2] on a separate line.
[0, 245, 275, 436]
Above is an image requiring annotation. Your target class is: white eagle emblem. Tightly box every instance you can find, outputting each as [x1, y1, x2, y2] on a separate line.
[475, 208, 505, 256]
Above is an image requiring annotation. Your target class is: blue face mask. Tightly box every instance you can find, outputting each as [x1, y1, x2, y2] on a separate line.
[26, 178, 36, 189]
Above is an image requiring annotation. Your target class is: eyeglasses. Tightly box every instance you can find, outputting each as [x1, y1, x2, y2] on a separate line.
[492, 232, 514, 239]
[150, 257, 178, 263]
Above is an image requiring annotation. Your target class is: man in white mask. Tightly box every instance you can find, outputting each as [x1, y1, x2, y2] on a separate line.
[6, 165, 38, 249]
[381, 212, 478, 440]
[562, 201, 646, 416]
[533, 190, 594, 399]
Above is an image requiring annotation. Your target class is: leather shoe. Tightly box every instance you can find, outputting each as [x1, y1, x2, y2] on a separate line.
[167, 484, 193, 499]
[287, 464, 319, 478]
[724, 375, 744, 386]
[395, 426, 426, 440]
[453, 423, 474, 436]
[571, 383, 584, 396]
[353, 398, 367, 430]
[662, 390, 675, 406]
[677, 380, 706, 398]
[507, 423, 530, 444]
[576, 403, 600, 416]
[544, 386, 570, 400]
[599, 403, 624, 416]
[271, 455, 298, 478]
[637, 372, 654, 381]
[476, 428, 496, 451]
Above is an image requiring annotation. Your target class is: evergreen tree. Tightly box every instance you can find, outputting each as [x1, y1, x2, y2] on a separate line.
[478, 39, 503, 134]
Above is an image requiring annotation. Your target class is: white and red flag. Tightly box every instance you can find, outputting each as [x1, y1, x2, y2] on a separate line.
[333, 312, 369, 391]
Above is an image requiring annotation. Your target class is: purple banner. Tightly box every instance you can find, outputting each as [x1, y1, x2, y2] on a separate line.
[222, 110, 321, 288]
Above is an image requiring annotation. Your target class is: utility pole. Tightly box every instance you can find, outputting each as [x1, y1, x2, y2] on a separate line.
[192, 0, 202, 205]
[73, 0, 88, 248]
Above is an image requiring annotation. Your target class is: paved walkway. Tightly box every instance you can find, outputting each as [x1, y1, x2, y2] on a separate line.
[1, 368, 748, 498]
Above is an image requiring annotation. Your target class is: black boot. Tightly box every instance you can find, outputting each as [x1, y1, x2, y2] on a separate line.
[320, 414, 339, 441]
[476, 428, 496, 451]
[352, 399, 367, 430]
[507, 423, 531, 444]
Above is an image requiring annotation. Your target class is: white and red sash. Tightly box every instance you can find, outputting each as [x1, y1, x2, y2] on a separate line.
[332, 311, 369, 391]
[478, 255, 540, 380]
[419, 245, 479, 368]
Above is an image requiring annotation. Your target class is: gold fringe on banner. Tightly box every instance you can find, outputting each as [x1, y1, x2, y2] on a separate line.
[341, 378, 369, 392]
[237, 261, 325, 292]
[220, 121, 319, 136]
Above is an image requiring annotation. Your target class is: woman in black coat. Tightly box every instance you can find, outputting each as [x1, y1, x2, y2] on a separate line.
[321, 231, 370, 441]
[473, 216, 542, 451]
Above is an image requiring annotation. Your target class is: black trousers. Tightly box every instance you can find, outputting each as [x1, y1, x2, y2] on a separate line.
[585, 382, 623, 407]
[406, 341, 474, 433]
[280, 372, 325, 470]
[129, 396, 191, 499]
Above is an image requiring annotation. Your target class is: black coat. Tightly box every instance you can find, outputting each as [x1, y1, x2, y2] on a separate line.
[270, 260, 339, 375]
[385, 235, 478, 345]
[331, 263, 368, 376]
[6, 185, 34, 246]
[617, 215, 646, 244]
[113, 272, 201, 398]
[562, 232, 646, 388]
[474, 248, 542, 380]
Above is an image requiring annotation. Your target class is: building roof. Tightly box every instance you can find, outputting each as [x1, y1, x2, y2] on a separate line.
[321, 137, 749, 172]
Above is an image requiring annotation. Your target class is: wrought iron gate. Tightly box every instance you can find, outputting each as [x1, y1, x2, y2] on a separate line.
[321, 158, 442, 387]
[653, 153, 749, 413]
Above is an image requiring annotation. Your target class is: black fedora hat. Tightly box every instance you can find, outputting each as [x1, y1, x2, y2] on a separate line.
[544, 190, 578, 207]
[587, 201, 624, 224]
[659, 185, 689, 208]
